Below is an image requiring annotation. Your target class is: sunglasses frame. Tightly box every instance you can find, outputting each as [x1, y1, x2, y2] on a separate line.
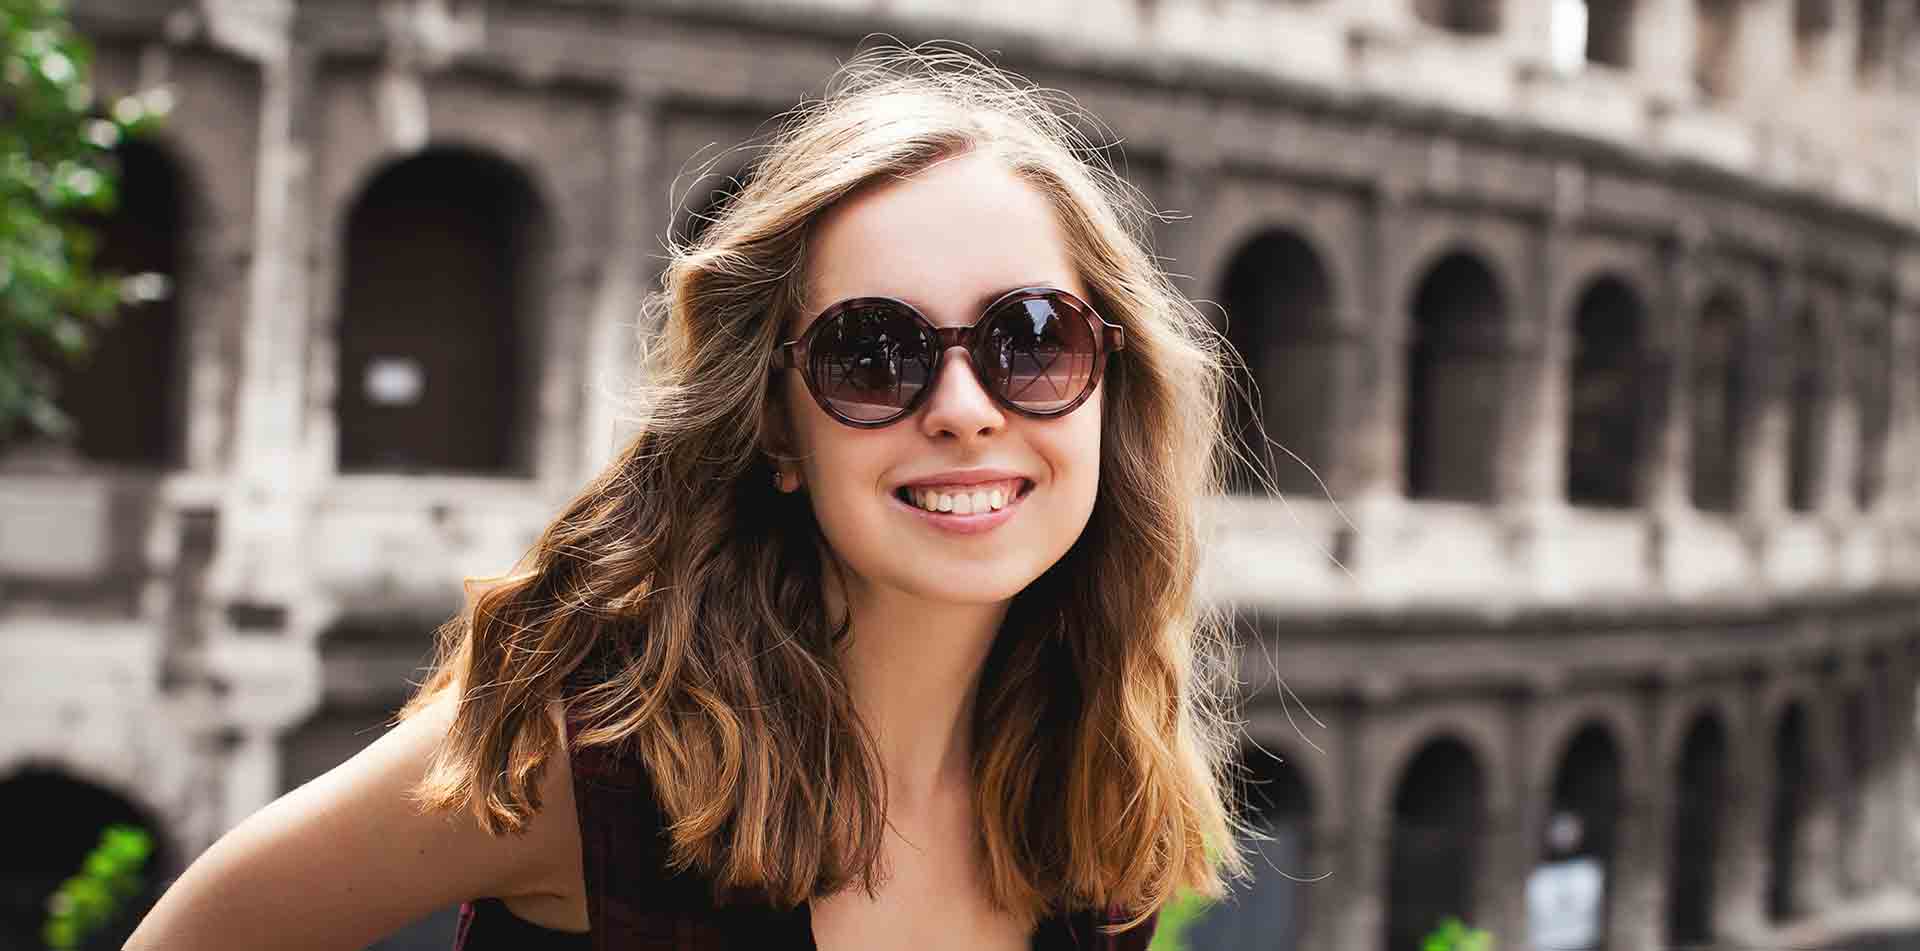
[771, 285, 1126, 428]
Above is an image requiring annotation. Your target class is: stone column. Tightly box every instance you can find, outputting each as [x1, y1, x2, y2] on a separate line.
[1797, 697, 1845, 914]
[200, 16, 324, 641]
[1895, 254, 1920, 526]
[1819, 281, 1862, 521]
[189, 3, 329, 831]
[1887, 649, 1920, 889]
[1499, 210, 1567, 509]
[1746, 264, 1799, 521]
[1503, 199, 1574, 597]
[1299, 823, 1345, 951]
[1732, 0, 1796, 110]
[1647, 229, 1702, 590]
[1634, 0, 1700, 104]
[1715, 679, 1772, 944]
[576, 96, 660, 479]
[1606, 790, 1664, 951]
[220, 728, 280, 836]
[1330, 702, 1389, 950]
[1477, 808, 1529, 950]
[1345, 181, 1415, 589]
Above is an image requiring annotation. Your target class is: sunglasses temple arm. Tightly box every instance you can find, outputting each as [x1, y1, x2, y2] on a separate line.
[773, 342, 800, 371]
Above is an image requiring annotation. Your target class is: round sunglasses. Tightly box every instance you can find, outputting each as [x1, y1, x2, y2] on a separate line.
[772, 286, 1126, 427]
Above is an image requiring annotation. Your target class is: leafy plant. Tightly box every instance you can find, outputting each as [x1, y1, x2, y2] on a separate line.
[1148, 888, 1217, 951]
[1, 0, 169, 443]
[42, 822, 154, 949]
[1421, 915, 1495, 951]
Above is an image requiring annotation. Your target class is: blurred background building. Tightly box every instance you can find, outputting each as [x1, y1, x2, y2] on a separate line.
[5, 0, 1920, 949]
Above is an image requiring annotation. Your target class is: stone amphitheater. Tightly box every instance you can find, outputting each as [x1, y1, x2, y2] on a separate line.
[5, 1, 1920, 949]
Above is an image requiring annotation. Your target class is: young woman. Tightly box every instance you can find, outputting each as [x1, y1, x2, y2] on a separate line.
[127, 44, 1246, 951]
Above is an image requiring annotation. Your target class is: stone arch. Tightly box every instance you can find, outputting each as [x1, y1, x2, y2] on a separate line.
[1218, 228, 1342, 496]
[1689, 287, 1748, 513]
[1385, 736, 1487, 951]
[1406, 249, 1509, 502]
[1413, 0, 1501, 35]
[1243, 713, 1343, 829]
[1667, 710, 1730, 946]
[1767, 700, 1815, 922]
[1694, 0, 1743, 99]
[334, 144, 551, 475]
[0, 761, 178, 949]
[1371, 708, 1515, 820]
[39, 137, 190, 467]
[1566, 274, 1651, 508]
[1540, 723, 1625, 949]
[1190, 745, 1317, 951]
[1529, 696, 1650, 804]
[1585, 0, 1636, 67]
[1786, 303, 1830, 513]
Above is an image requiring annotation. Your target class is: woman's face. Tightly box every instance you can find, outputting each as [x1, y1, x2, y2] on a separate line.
[777, 150, 1104, 608]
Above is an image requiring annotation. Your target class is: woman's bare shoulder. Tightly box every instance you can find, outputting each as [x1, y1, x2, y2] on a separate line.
[124, 692, 585, 950]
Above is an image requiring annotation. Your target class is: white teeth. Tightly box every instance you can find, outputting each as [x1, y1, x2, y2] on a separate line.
[904, 481, 1023, 514]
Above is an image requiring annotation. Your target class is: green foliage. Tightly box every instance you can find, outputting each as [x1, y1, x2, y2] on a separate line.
[1421, 915, 1495, 951]
[42, 823, 153, 949]
[1148, 888, 1216, 951]
[0, 0, 168, 443]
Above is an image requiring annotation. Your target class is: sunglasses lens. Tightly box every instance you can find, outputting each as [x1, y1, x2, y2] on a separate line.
[808, 302, 936, 422]
[977, 293, 1099, 414]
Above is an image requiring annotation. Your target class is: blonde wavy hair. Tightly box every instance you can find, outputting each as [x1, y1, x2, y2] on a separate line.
[396, 41, 1246, 929]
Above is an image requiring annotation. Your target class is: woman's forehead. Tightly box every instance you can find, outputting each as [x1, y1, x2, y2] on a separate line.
[795, 154, 1085, 329]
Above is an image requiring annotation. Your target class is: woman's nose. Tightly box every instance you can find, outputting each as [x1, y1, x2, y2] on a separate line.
[918, 346, 1006, 439]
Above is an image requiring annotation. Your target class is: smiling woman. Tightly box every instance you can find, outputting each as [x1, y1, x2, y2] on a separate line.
[125, 42, 1247, 951]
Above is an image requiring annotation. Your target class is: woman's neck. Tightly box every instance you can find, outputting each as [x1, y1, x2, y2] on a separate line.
[824, 564, 1009, 812]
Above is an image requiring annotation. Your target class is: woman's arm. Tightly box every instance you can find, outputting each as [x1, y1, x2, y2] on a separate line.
[123, 695, 582, 951]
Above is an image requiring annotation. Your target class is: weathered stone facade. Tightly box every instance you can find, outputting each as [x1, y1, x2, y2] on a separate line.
[7, 1, 1920, 949]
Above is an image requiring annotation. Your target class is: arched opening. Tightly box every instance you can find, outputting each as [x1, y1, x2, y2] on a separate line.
[40, 139, 186, 467]
[336, 146, 549, 475]
[1694, 0, 1742, 99]
[1407, 252, 1507, 503]
[1786, 307, 1828, 513]
[1189, 749, 1314, 950]
[1689, 290, 1745, 513]
[1853, 316, 1891, 510]
[1533, 724, 1621, 951]
[0, 764, 176, 950]
[1585, 0, 1636, 67]
[1668, 712, 1728, 946]
[1566, 276, 1648, 507]
[1768, 702, 1812, 922]
[1386, 737, 1484, 951]
[1219, 230, 1340, 496]
[1414, 0, 1501, 35]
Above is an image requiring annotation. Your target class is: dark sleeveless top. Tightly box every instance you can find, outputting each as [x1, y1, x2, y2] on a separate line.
[449, 705, 1159, 950]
